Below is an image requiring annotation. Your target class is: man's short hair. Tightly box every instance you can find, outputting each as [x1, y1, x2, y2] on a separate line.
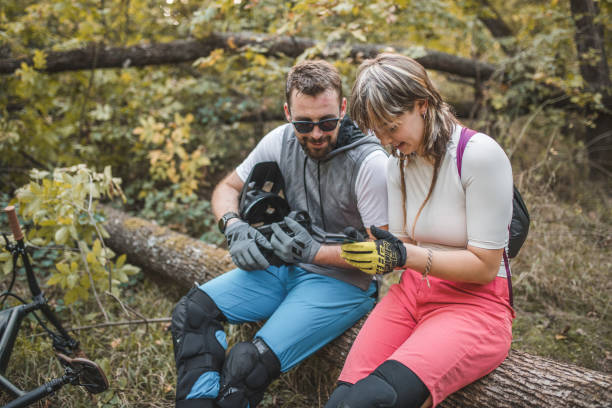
[285, 60, 342, 109]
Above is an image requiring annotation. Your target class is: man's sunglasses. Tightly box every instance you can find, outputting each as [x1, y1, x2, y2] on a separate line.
[291, 118, 341, 134]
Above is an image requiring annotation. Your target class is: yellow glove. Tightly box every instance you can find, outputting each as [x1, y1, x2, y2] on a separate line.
[341, 226, 407, 275]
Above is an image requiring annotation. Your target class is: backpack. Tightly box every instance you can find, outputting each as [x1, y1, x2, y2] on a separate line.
[457, 127, 530, 306]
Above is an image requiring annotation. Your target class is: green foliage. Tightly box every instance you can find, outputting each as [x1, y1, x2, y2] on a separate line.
[3, 0, 608, 195]
[136, 183, 224, 244]
[134, 113, 211, 198]
[5, 165, 139, 304]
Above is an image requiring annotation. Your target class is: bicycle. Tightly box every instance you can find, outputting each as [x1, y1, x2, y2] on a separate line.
[0, 206, 108, 408]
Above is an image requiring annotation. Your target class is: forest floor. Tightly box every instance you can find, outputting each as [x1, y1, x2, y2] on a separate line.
[0, 176, 610, 407]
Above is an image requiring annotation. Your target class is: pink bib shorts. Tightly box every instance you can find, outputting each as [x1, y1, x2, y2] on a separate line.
[338, 268, 514, 407]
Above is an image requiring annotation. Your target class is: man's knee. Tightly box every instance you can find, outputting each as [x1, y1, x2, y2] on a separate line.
[171, 288, 227, 404]
[217, 337, 281, 408]
[328, 361, 429, 408]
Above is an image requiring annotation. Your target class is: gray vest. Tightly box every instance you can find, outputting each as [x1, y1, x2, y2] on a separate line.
[278, 121, 386, 290]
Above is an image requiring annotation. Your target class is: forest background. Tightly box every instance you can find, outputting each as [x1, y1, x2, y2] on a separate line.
[0, 0, 610, 406]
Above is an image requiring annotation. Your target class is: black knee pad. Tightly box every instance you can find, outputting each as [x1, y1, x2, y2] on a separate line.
[337, 374, 397, 408]
[217, 337, 281, 408]
[336, 361, 429, 408]
[324, 382, 353, 408]
[374, 360, 429, 408]
[171, 288, 227, 403]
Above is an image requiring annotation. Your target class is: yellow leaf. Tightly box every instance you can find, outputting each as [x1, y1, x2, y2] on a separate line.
[120, 72, 132, 83]
[56, 262, 70, 274]
[93, 239, 102, 256]
[64, 290, 78, 305]
[69, 226, 78, 240]
[116, 254, 127, 268]
[253, 54, 267, 66]
[33, 50, 47, 70]
[196, 49, 224, 68]
[66, 273, 78, 288]
[3, 261, 13, 276]
[47, 273, 63, 285]
[149, 150, 162, 164]
[57, 216, 72, 225]
[54, 227, 68, 244]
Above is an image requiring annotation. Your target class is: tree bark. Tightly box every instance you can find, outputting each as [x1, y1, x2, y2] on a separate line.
[569, 0, 612, 174]
[0, 31, 496, 80]
[472, 0, 516, 55]
[102, 206, 612, 407]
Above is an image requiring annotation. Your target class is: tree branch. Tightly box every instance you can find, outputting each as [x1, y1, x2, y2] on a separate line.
[0, 31, 496, 80]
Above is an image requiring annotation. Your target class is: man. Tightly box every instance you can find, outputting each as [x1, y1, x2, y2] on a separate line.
[171, 60, 388, 408]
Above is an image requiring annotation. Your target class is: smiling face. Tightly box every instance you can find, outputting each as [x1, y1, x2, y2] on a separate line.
[284, 89, 347, 159]
[374, 101, 427, 156]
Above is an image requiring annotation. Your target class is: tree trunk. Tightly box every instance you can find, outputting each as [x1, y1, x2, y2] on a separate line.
[569, 0, 612, 175]
[472, 0, 516, 55]
[0, 31, 495, 80]
[102, 206, 612, 407]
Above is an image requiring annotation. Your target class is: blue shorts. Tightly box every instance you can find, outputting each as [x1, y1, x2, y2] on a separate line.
[199, 264, 376, 371]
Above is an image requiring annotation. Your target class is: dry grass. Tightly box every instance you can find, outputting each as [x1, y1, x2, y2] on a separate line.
[4, 177, 607, 407]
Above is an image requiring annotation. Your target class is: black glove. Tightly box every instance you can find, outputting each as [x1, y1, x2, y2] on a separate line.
[225, 219, 273, 271]
[342, 226, 366, 242]
[341, 226, 406, 275]
[270, 217, 321, 264]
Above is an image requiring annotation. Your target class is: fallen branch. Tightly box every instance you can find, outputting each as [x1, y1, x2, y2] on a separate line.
[68, 317, 172, 332]
[102, 206, 612, 407]
[0, 31, 496, 80]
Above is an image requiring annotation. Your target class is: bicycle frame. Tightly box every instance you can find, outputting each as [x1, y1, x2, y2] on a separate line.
[0, 206, 106, 408]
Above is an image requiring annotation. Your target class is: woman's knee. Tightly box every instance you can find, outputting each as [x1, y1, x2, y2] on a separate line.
[325, 360, 429, 408]
[324, 382, 353, 408]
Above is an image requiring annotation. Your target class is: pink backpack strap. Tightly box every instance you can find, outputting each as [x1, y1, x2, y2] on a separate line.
[457, 127, 477, 179]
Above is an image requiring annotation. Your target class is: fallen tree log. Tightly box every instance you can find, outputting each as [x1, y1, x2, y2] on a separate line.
[0, 31, 496, 79]
[102, 206, 612, 407]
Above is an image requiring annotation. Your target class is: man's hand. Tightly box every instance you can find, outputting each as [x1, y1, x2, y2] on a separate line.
[270, 217, 321, 264]
[225, 220, 273, 271]
[341, 226, 406, 274]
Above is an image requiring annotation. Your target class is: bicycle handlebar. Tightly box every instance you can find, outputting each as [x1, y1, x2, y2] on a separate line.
[3, 206, 24, 241]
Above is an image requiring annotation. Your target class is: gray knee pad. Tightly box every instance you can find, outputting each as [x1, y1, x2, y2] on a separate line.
[171, 287, 227, 404]
[217, 337, 281, 408]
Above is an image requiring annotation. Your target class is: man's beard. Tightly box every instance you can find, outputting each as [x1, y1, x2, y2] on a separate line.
[299, 134, 335, 159]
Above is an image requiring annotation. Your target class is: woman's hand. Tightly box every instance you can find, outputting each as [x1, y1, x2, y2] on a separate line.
[341, 226, 406, 274]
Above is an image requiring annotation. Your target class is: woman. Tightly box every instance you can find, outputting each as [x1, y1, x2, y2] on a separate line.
[325, 53, 515, 408]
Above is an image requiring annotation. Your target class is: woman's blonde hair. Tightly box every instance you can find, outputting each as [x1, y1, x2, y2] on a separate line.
[350, 53, 458, 238]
